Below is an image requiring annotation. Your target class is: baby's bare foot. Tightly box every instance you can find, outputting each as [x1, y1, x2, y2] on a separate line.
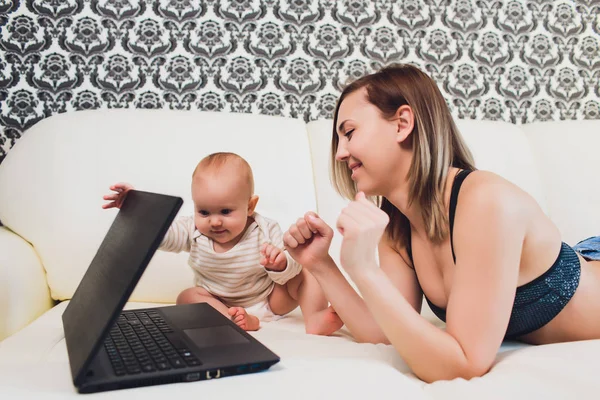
[228, 307, 260, 331]
[305, 306, 344, 336]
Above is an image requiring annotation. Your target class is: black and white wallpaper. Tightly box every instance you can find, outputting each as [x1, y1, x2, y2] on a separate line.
[1, 0, 599, 164]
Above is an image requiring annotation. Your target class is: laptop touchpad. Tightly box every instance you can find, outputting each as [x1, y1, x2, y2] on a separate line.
[184, 326, 250, 348]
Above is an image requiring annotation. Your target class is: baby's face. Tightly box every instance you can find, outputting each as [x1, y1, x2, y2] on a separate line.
[191, 172, 253, 246]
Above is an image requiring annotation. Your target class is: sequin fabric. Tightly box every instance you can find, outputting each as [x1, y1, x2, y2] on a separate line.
[426, 242, 582, 340]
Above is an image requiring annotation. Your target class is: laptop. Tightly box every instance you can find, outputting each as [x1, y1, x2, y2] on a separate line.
[62, 190, 280, 393]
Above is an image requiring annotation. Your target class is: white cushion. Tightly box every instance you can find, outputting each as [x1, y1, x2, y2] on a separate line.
[456, 120, 547, 212]
[522, 121, 600, 245]
[3, 301, 600, 400]
[0, 110, 317, 302]
[0, 227, 53, 339]
[0, 301, 427, 399]
[424, 340, 599, 399]
[0, 360, 425, 400]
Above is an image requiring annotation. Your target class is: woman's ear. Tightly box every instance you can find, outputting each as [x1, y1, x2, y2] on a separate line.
[394, 105, 415, 143]
[248, 195, 259, 214]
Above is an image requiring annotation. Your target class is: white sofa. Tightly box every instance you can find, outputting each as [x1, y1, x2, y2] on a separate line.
[0, 110, 599, 399]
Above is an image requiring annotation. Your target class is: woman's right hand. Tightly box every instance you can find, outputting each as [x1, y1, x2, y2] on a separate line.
[102, 182, 134, 209]
[283, 212, 333, 270]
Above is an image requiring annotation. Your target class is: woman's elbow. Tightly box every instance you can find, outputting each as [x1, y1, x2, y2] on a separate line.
[455, 361, 491, 381]
[414, 359, 492, 383]
[352, 331, 390, 345]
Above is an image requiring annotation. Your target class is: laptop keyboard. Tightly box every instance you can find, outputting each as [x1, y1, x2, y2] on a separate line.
[104, 310, 202, 376]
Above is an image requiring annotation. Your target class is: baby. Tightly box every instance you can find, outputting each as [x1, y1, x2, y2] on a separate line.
[102, 152, 342, 335]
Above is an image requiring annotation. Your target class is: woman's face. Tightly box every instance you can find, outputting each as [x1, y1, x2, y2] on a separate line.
[335, 88, 408, 196]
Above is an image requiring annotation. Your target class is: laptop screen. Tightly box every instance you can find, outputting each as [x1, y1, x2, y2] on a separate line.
[62, 190, 182, 385]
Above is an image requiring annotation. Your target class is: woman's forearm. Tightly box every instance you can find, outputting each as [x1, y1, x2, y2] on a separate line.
[354, 268, 484, 382]
[310, 256, 389, 344]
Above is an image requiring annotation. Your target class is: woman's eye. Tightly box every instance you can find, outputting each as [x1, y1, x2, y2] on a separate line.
[345, 129, 354, 139]
[221, 209, 231, 215]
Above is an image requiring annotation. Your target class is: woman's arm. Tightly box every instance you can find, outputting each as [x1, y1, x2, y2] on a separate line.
[309, 255, 388, 343]
[311, 234, 423, 344]
[284, 213, 421, 344]
[339, 188, 524, 382]
[284, 213, 387, 343]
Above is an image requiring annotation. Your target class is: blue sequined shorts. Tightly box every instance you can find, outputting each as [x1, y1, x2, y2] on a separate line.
[505, 237, 599, 339]
[506, 242, 581, 339]
[572, 236, 600, 261]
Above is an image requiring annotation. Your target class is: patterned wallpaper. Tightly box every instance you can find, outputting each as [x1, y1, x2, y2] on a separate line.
[1, 0, 599, 164]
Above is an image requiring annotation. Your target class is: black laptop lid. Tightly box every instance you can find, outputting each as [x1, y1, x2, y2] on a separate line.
[62, 190, 183, 386]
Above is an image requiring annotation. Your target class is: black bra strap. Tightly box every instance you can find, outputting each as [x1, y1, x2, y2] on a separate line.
[406, 230, 413, 265]
[449, 169, 473, 263]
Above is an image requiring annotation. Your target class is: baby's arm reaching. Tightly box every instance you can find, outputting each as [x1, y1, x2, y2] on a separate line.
[102, 182, 193, 253]
[159, 215, 195, 253]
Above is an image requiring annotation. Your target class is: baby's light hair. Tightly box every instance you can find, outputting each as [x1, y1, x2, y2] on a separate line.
[192, 152, 255, 196]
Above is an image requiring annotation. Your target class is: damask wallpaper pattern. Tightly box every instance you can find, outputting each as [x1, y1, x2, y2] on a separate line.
[0, 0, 599, 163]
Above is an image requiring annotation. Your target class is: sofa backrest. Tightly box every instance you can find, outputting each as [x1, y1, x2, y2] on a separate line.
[1, 110, 597, 303]
[523, 121, 600, 246]
[0, 110, 317, 302]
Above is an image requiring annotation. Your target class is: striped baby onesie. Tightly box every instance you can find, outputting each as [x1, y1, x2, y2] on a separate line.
[159, 213, 302, 307]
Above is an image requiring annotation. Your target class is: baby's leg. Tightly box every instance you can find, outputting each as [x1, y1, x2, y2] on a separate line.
[285, 269, 344, 336]
[176, 287, 230, 315]
[177, 287, 260, 331]
[267, 284, 298, 316]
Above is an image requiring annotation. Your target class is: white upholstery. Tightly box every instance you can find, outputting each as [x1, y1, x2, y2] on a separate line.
[0, 227, 53, 340]
[0, 110, 599, 399]
[455, 120, 548, 213]
[523, 121, 600, 246]
[0, 110, 317, 303]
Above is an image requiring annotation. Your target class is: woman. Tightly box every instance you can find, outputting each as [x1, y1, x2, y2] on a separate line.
[282, 64, 600, 382]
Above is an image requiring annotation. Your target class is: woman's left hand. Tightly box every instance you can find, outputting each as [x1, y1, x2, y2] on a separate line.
[336, 192, 389, 277]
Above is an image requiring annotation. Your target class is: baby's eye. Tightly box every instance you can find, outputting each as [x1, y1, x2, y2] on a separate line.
[221, 209, 232, 215]
[199, 210, 209, 216]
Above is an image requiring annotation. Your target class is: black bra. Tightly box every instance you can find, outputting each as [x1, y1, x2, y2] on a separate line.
[406, 169, 581, 339]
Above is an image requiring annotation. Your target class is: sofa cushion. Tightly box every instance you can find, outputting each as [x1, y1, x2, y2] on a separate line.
[0, 227, 53, 339]
[0, 110, 317, 302]
[3, 301, 599, 400]
[456, 120, 547, 212]
[0, 301, 427, 398]
[522, 121, 600, 246]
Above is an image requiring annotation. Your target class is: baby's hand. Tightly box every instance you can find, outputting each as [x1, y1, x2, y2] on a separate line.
[260, 243, 288, 272]
[102, 182, 134, 209]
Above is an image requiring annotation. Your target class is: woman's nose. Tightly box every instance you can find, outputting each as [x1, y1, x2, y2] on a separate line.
[335, 141, 349, 161]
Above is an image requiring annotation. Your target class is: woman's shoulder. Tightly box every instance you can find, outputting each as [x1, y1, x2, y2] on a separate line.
[458, 170, 534, 218]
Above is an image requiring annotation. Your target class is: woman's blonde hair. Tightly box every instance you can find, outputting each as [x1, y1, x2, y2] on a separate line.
[330, 64, 475, 249]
